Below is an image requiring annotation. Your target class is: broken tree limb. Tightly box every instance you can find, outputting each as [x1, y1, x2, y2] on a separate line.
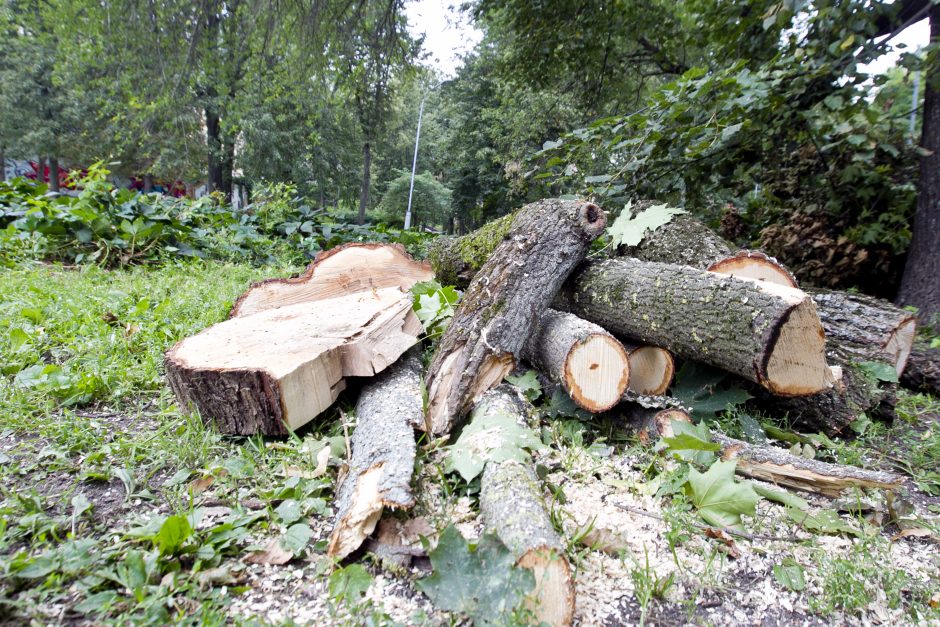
[622, 343, 674, 395]
[522, 309, 630, 412]
[808, 288, 917, 377]
[713, 432, 903, 498]
[900, 339, 940, 395]
[231, 243, 433, 317]
[425, 199, 607, 436]
[427, 212, 517, 289]
[617, 211, 798, 288]
[555, 258, 832, 396]
[165, 287, 423, 435]
[327, 349, 424, 560]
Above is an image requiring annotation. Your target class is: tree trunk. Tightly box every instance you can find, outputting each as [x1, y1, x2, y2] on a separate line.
[328, 349, 423, 560]
[714, 433, 903, 497]
[808, 288, 917, 377]
[425, 199, 606, 436]
[555, 258, 831, 396]
[522, 309, 630, 412]
[622, 343, 674, 395]
[36, 156, 46, 184]
[897, 3, 940, 332]
[475, 387, 574, 627]
[0, 148, 5, 182]
[206, 107, 224, 196]
[427, 211, 517, 288]
[221, 136, 235, 202]
[358, 141, 371, 225]
[48, 157, 59, 192]
[900, 339, 940, 395]
[143, 174, 154, 193]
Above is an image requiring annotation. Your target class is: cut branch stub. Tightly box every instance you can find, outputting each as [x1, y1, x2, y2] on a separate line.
[620, 398, 691, 445]
[556, 258, 831, 396]
[522, 309, 630, 412]
[231, 242, 433, 317]
[328, 349, 423, 560]
[165, 287, 422, 435]
[622, 343, 674, 395]
[425, 199, 607, 436]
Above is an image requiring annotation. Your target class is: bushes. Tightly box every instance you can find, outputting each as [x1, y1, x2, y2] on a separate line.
[0, 166, 436, 268]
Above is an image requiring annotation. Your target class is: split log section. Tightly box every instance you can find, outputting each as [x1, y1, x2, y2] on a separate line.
[328, 349, 424, 560]
[165, 244, 432, 435]
[622, 343, 674, 395]
[522, 309, 630, 412]
[425, 199, 607, 436]
[475, 387, 575, 627]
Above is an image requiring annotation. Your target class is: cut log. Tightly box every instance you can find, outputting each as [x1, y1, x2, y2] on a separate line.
[427, 212, 517, 289]
[619, 398, 691, 445]
[522, 309, 630, 412]
[617, 211, 798, 288]
[231, 242, 433, 317]
[475, 386, 573, 627]
[555, 258, 832, 396]
[713, 432, 903, 498]
[328, 349, 423, 560]
[900, 339, 940, 395]
[748, 344, 897, 435]
[425, 199, 607, 436]
[622, 343, 674, 395]
[165, 287, 423, 435]
[808, 288, 917, 377]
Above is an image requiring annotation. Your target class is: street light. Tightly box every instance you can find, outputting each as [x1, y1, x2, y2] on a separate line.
[404, 91, 428, 230]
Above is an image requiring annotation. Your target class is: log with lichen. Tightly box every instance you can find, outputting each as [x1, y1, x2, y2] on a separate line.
[424, 199, 607, 436]
[427, 212, 518, 289]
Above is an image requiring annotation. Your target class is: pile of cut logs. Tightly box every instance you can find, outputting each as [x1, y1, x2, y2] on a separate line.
[165, 199, 934, 626]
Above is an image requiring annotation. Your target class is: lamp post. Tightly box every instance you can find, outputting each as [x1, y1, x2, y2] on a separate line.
[404, 92, 427, 230]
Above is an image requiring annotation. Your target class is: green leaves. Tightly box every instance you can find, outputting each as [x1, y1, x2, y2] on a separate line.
[155, 514, 193, 556]
[411, 280, 461, 337]
[328, 564, 373, 604]
[505, 369, 542, 402]
[857, 360, 899, 384]
[445, 411, 545, 482]
[786, 508, 861, 537]
[661, 420, 719, 467]
[607, 201, 687, 248]
[670, 362, 752, 420]
[417, 526, 533, 626]
[773, 559, 806, 591]
[688, 460, 760, 532]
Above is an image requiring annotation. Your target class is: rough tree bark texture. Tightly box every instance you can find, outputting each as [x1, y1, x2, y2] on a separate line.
[714, 433, 903, 497]
[522, 309, 630, 412]
[328, 349, 423, 560]
[555, 258, 831, 396]
[897, 3, 940, 332]
[230, 243, 433, 317]
[427, 211, 517, 289]
[425, 199, 606, 436]
[619, 397, 691, 445]
[900, 339, 940, 395]
[618, 212, 797, 287]
[809, 288, 917, 376]
[748, 345, 896, 435]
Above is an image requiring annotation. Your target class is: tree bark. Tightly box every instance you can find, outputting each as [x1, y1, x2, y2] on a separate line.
[714, 433, 903, 498]
[48, 157, 59, 192]
[36, 156, 46, 185]
[618, 397, 691, 445]
[900, 339, 940, 395]
[0, 149, 5, 182]
[555, 258, 831, 396]
[522, 309, 630, 412]
[328, 349, 423, 560]
[809, 288, 917, 377]
[475, 387, 574, 627]
[206, 107, 224, 196]
[427, 211, 517, 288]
[358, 141, 371, 225]
[143, 173, 154, 193]
[897, 2, 940, 332]
[425, 199, 607, 436]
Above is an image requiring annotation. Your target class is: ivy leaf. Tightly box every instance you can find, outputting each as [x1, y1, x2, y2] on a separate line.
[670, 362, 752, 420]
[417, 526, 533, 626]
[688, 460, 760, 532]
[445, 412, 545, 482]
[607, 201, 687, 247]
[786, 508, 861, 536]
[505, 369, 542, 402]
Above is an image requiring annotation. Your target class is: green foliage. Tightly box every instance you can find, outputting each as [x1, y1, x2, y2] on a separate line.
[670, 363, 752, 421]
[376, 171, 453, 228]
[505, 369, 542, 402]
[660, 420, 719, 467]
[687, 460, 760, 532]
[416, 526, 534, 626]
[773, 559, 806, 592]
[445, 411, 545, 482]
[411, 280, 461, 338]
[607, 201, 686, 248]
[786, 508, 861, 537]
[328, 564, 373, 604]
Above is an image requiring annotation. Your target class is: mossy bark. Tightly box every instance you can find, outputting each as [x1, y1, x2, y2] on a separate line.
[427, 211, 518, 288]
[425, 199, 606, 436]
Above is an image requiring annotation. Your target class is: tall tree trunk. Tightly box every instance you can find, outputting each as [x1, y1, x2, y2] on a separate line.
[898, 4, 940, 331]
[358, 141, 371, 225]
[221, 136, 235, 202]
[48, 157, 60, 192]
[205, 107, 224, 196]
[36, 156, 46, 184]
[1, 148, 6, 182]
[143, 174, 154, 193]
